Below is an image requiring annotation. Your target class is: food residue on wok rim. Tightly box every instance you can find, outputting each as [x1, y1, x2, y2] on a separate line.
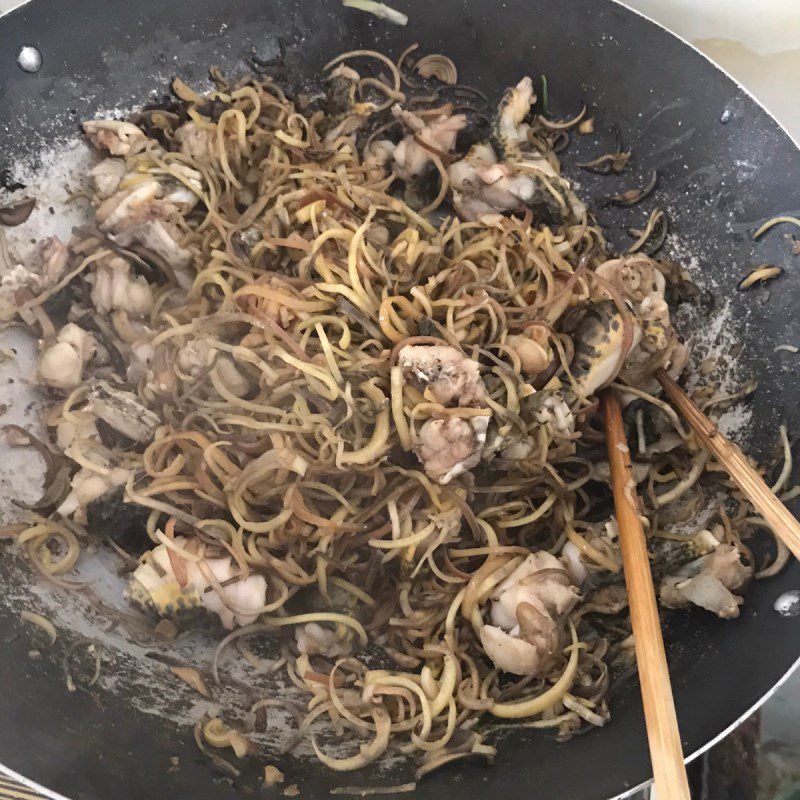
[0, 44, 790, 784]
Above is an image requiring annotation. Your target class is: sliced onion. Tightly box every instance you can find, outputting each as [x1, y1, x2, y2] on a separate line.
[312, 706, 391, 771]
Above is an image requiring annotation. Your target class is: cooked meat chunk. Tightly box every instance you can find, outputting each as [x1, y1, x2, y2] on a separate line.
[391, 105, 466, 180]
[88, 158, 128, 199]
[448, 144, 539, 221]
[83, 120, 146, 156]
[89, 255, 153, 316]
[174, 121, 216, 161]
[416, 415, 488, 484]
[37, 323, 96, 390]
[398, 345, 486, 407]
[506, 330, 551, 377]
[534, 393, 575, 438]
[295, 622, 352, 657]
[480, 552, 580, 676]
[660, 540, 752, 619]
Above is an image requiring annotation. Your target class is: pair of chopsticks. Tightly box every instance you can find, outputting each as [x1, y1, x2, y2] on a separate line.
[601, 370, 800, 800]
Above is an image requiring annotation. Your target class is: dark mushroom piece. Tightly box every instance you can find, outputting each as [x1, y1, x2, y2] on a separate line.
[0, 196, 36, 226]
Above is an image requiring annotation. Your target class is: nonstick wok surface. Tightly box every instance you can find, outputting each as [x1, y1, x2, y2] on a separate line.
[1, 0, 800, 798]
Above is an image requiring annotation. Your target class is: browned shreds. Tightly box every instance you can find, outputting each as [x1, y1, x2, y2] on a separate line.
[154, 619, 179, 641]
[263, 765, 285, 788]
[170, 666, 211, 698]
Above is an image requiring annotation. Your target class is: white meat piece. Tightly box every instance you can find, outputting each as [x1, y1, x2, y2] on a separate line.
[416, 415, 488, 484]
[0, 264, 41, 322]
[703, 543, 752, 589]
[132, 537, 268, 629]
[56, 466, 129, 519]
[534, 393, 574, 437]
[56, 415, 98, 450]
[561, 521, 622, 585]
[174, 123, 240, 176]
[622, 292, 688, 387]
[560, 540, 589, 586]
[95, 181, 193, 271]
[89, 255, 153, 316]
[659, 543, 752, 619]
[480, 624, 544, 675]
[481, 552, 579, 676]
[640, 292, 670, 329]
[37, 324, 96, 390]
[398, 344, 486, 407]
[391, 105, 466, 180]
[174, 121, 216, 161]
[95, 181, 161, 231]
[159, 163, 203, 212]
[363, 139, 396, 180]
[89, 158, 128, 199]
[198, 559, 267, 629]
[0, 242, 67, 323]
[127, 340, 156, 385]
[501, 436, 535, 460]
[295, 622, 352, 657]
[83, 120, 146, 156]
[216, 356, 251, 398]
[481, 604, 562, 677]
[661, 574, 742, 619]
[162, 181, 201, 212]
[448, 145, 538, 221]
[490, 552, 580, 630]
[177, 337, 250, 396]
[177, 337, 213, 376]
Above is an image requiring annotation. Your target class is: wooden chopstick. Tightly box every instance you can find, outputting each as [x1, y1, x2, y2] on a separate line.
[656, 369, 800, 562]
[601, 388, 691, 800]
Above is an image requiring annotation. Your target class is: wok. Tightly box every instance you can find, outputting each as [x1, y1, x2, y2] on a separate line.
[1, 0, 799, 797]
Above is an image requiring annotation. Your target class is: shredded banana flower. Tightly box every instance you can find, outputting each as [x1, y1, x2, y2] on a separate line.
[3, 45, 786, 778]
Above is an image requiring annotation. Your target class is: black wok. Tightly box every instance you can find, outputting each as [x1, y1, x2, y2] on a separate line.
[1, 0, 799, 798]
